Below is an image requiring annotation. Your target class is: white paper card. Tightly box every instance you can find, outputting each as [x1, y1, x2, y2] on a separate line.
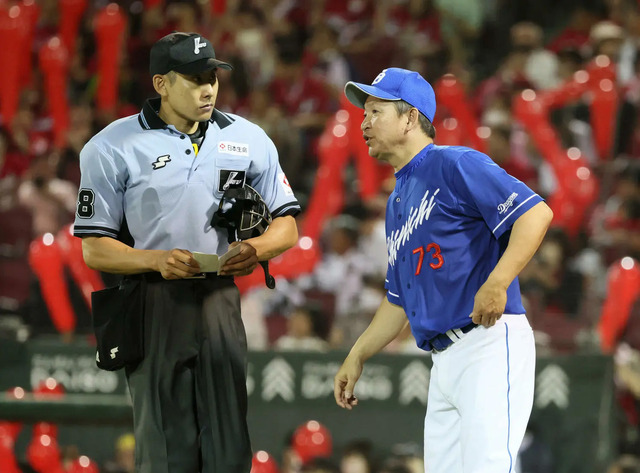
[192, 252, 220, 272]
[219, 244, 242, 268]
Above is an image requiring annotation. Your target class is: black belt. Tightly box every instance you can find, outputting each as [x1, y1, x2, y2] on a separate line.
[128, 272, 231, 283]
[427, 322, 478, 352]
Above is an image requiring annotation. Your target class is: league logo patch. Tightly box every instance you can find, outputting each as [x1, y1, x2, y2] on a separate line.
[194, 37, 206, 54]
[219, 170, 246, 192]
[497, 192, 518, 214]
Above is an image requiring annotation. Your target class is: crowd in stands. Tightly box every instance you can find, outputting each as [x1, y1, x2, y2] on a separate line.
[0, 0, 640, 471]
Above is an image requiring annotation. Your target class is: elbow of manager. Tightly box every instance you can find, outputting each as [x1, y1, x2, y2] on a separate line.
[541, 202, 554, 226]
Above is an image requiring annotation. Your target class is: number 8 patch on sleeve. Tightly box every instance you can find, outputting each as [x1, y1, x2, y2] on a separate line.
[77, 188, 96, 218]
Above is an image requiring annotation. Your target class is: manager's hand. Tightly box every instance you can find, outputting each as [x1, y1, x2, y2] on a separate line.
[334, 355, 362, 410]
[469, 280, 507, 327]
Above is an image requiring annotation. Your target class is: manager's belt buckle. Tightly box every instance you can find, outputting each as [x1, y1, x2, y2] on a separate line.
[185, 272, 207, 279]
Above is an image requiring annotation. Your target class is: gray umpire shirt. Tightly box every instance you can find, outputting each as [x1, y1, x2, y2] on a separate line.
[73, 98, 301, 253]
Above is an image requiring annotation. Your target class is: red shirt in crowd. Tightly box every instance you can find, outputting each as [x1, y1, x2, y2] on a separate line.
[269, 71, 332, 117]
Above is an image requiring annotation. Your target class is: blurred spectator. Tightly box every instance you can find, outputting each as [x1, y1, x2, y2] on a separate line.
[233, 6, 278, 87]
[433, 0, 485, 65]
[241, 286, 277, 350]
[616, 343, 640, 398]
[298, 215, 367, 320]
[339, 440, 376, 473]
[474, 46, 533, 118]
[245, 87, 304, 191]
[296, 214, 387, 349]
[17, 154, 77, 237]
[547, 5, 601, 55]
[306, 24, 351, 103]
[103, 433, 136, 473]
[378, 461, 412, 473]
[615, 341, 640, 455]
[300, 457, 340, 473]
[510, 21, 560, 90]
[275, 305, 329, 351]
[164, 2, 203, 35]
[385, 443, 424, 473]
[519, 227, 585, 319]
[57, 104, 96, 187]
[486, 124, 539, 190]
[0, 127, 29, 211]
[11, 88, 52, 156]
[590, 162, 640, 263]
[590, 20, 625, 61]
[607, 454, 640, 473]
[377, 0, 443, 62]
[356, 198, 389, 280]
[281, 429, 301, 473]
[323, 0, 376, 49]
[269, 45, 335, 157]
[556, 47, 585, 82]
[612, 0, 640, 85]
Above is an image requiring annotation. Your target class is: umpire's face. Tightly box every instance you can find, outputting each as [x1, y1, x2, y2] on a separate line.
[154, 69, 219, 134]
[361, 96, 407, 163]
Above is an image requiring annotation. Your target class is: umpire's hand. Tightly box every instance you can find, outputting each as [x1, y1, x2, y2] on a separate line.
[219, 241, 259, 276]
[157, 249, 202, 279]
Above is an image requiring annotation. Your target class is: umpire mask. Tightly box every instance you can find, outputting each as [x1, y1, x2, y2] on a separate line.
[212, 185, 276, 289]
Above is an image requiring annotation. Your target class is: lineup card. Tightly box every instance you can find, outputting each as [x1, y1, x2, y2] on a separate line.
[192, 244, 242, 273]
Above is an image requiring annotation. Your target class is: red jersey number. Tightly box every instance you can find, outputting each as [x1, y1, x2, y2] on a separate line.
[412, 243, 443, 275]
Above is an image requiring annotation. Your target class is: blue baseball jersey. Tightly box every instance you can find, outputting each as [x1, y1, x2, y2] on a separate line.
[73, 98, 300, 252]
[384, 144, 542, 350]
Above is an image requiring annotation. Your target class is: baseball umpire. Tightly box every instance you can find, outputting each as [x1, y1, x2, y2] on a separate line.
[333, 68, 553, 473]
[74, 32, 300, 473]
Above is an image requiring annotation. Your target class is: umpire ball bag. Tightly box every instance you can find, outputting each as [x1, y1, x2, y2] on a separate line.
[212, 184, 276, 289]
[91, 277, 145, 371]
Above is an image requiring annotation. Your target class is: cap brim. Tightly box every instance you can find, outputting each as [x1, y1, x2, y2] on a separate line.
[173, 57, 233, 75]
[344, 82, 400, 109]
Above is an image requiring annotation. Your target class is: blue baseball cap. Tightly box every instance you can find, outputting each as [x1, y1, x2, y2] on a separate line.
[344, 68, 436, 122]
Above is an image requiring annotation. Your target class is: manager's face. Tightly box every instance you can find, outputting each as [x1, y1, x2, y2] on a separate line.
[361, 96, 406, 163]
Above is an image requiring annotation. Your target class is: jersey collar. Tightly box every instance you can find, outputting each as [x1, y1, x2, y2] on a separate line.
[138, 97, 235, 131]
[395, 143, 434, 181]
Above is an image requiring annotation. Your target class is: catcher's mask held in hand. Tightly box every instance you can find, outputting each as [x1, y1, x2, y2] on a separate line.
[212, 185, 276, 289]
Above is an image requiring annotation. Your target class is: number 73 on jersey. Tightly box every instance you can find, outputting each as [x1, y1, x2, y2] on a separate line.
[412, 243, 443, 275]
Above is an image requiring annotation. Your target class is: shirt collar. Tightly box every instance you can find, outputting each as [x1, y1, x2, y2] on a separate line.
[138, 97, 234, 131]
[394, 143, 434, 181]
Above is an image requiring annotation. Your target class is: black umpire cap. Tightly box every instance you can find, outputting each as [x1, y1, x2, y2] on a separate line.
[149, 32, 233, 76]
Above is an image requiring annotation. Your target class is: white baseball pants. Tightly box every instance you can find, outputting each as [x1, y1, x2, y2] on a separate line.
[424, 314, 535, 473]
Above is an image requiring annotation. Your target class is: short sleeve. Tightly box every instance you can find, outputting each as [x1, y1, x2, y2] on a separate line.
[385, 264, 402, 306]
[73, 140, 128, 239]
[247, 133, 301, 218]
[451, 150, 543, 239]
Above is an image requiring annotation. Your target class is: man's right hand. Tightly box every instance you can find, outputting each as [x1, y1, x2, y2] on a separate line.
[334, 355, 363, 410]
[157, 249, 202, 279]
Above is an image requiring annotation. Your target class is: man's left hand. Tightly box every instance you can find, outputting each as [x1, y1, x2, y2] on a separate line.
[219, 241, 259, 276]
[469, 281, 507, 327]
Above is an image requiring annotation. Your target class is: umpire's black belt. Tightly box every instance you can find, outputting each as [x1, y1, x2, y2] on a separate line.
[427, 322, 478, 352]
[129, 272, 232, 283]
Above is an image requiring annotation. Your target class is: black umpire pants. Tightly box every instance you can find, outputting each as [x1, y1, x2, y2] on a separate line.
[125, 275, 251, 473]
